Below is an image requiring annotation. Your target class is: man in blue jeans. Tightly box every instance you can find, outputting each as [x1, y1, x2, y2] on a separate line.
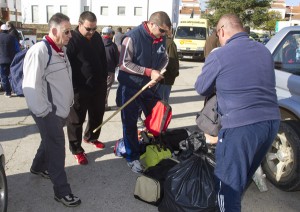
[195, 14, 280, 211]
[117, 11, 170, 173]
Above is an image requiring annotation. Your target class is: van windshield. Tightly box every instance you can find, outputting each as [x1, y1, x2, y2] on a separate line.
[175, 26, 206, 40]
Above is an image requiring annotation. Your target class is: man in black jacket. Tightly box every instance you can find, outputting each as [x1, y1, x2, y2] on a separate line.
[102, 26, 119, 111]
[0, 24, 18, 97]
[66, 11, 107, 165]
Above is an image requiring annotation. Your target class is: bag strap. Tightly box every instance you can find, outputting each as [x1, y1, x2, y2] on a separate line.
[41, 40, 52, 69]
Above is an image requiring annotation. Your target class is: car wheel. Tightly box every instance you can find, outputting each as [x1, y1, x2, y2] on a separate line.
[0, 162, 7, 212]
[262, 120, 300, 191]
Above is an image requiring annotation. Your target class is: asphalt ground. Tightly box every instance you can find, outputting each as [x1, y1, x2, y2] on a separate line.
[1, 60, 300, 212]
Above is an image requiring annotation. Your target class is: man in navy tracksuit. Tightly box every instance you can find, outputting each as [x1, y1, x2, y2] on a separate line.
[117, 11, 170, 173]
[195, 14, 280, 211]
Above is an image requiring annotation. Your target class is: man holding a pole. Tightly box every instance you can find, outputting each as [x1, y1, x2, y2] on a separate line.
[116, 11, 171, 173]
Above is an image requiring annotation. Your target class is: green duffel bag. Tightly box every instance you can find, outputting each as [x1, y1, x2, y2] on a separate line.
[140, 145, 172, 169]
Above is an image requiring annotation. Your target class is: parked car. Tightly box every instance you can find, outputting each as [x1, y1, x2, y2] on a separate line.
[263, 26, 300, 191]
[250, 31, 260, 41]
[259, 34, 270, 44]
[0, 144, 7, 212]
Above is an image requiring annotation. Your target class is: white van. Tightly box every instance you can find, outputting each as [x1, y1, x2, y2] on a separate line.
[173, 18, 208, 60]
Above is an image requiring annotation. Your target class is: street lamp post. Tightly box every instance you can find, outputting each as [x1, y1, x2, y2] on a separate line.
[14, 0, 17, 26]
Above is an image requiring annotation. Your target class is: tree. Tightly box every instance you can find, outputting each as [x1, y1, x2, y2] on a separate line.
[260, 11, 283, 34]
[205, 0, 272, 28]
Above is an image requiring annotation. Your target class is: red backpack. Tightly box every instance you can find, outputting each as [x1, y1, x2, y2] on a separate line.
[144, 101, 172, 137]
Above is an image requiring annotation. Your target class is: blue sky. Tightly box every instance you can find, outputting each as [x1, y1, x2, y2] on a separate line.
[286, 0, 299, 6]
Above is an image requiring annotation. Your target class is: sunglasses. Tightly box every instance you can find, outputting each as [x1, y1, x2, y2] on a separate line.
[155, 24, 166, 33]
[63, 30, 72, 35]
[83, 26, 97, 32]
[216, 25, 224, 39]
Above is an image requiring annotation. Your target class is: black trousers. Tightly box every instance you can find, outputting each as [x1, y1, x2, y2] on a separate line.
[67, 84, 107, 154]
[31, 112, 72, 198]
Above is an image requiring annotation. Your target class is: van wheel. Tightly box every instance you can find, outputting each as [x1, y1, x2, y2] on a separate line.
[0, 162, 8, 212]
[262, 120, 300, 191]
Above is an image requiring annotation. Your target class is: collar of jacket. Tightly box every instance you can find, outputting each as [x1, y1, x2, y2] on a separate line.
[45, 35, 63, 53]
[226, 32, 249, 45]
[142, 21, 163, 44]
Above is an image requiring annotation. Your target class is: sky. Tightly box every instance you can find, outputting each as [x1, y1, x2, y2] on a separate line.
[286, 0, 299, 6]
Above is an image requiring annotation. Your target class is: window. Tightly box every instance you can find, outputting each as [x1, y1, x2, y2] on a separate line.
[175, 26, 207, 40]
[118, 7, 125, 16]
[134, 7, 142, 16]
[46, 6, 55, 22]
[32, 5, 39, 23]
[84, 6, 89, 11]
[273, 32, 300, 75]
[60, 6, 68, 15]
[100, 6, 108, 16]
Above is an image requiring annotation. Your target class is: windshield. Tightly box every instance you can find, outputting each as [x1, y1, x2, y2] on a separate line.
[175, 26, 206, 40]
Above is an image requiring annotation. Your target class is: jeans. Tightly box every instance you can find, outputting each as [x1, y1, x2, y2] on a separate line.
[0, 64, 12, 95]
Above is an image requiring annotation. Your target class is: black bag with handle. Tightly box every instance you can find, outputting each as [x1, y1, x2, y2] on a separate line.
[196, 94, 221, 136]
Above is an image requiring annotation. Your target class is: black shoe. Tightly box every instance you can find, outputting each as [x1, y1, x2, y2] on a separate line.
[30, 168, 50, 179]
[54, 194, 81, 207]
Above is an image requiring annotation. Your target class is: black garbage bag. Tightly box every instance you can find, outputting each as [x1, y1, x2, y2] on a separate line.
[158, 154, 216, 212]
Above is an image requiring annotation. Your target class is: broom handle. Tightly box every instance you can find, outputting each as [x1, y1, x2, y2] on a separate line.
[93, 69, 166, 133]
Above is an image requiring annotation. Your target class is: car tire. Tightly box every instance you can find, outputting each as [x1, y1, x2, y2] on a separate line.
[262, 120, 300, 191]
[0, 161, 7, 212]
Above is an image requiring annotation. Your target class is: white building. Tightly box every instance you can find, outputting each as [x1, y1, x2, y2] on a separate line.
[0, 0, 22, 25]
[21, 0, 179, 27]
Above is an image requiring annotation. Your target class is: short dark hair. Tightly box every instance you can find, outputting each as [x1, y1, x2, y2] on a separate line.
[117, 27, 122, 33]
[79, 11, 97, 24]
[149, 11, 171, 29]
[48, 13, 70, 28]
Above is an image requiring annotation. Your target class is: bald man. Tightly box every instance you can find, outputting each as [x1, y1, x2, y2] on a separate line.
[195, 14, 280, 211]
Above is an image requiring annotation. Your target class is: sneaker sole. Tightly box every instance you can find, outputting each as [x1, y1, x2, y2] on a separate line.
[54, 196, 81, 207]
[83, 140, 105, 149]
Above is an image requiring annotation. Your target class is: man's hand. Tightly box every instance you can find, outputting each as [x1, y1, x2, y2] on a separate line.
[148, 69, 164, 88]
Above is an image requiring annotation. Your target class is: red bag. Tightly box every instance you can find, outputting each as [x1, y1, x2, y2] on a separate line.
[144, 101, 172, 136]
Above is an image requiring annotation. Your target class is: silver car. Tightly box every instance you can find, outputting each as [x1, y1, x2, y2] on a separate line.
[263, 26, 300, 191]
[0, 144, 7, 212]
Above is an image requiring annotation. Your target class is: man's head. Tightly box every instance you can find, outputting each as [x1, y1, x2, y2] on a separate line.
[78, 11, 97, 40]
[6, 21, 14, 30]
[102, 26, 113, 38]
[147, 11, 171, 38]
[0, 24, 9, 32]
[117, 27, 122, 33]
[48, 13, 72, 48]
[216, 14, 244, 46]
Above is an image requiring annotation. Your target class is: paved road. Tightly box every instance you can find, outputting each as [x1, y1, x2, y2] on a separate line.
[1, 60, 299, 212]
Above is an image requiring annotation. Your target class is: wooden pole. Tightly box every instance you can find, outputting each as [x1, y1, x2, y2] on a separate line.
[93, 69, 166, 133]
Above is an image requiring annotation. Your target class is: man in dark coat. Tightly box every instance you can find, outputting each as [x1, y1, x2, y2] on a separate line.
[102, 26, 119, 111]
[0, 24, 18, 97]
[66, 11, 107, 165]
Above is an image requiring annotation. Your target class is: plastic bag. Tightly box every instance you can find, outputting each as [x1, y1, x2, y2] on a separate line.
[158, 154, 216, 212]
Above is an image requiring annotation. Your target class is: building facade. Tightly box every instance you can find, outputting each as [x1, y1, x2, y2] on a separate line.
[21, 0, 179, 28]
[0, 0, 22, 26]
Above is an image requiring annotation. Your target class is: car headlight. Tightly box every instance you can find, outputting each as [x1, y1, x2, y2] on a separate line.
[196, 47, 204, 51]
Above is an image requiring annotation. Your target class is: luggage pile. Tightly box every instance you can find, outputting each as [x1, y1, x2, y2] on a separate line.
[114, 100, 217, 211]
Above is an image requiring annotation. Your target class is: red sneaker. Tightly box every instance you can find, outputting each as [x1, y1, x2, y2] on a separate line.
[84, 140, 105, 149]
[74, 153, 88, 165]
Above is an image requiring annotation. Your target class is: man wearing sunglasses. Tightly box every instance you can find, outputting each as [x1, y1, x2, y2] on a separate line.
[66, 11, 107, 165]
[116, 11, 171, 173]
[195, 14, 280, 211]
[22, 13, 81, 207]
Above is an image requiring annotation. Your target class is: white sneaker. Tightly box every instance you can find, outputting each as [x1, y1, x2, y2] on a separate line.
[127, 160, 143, 173]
